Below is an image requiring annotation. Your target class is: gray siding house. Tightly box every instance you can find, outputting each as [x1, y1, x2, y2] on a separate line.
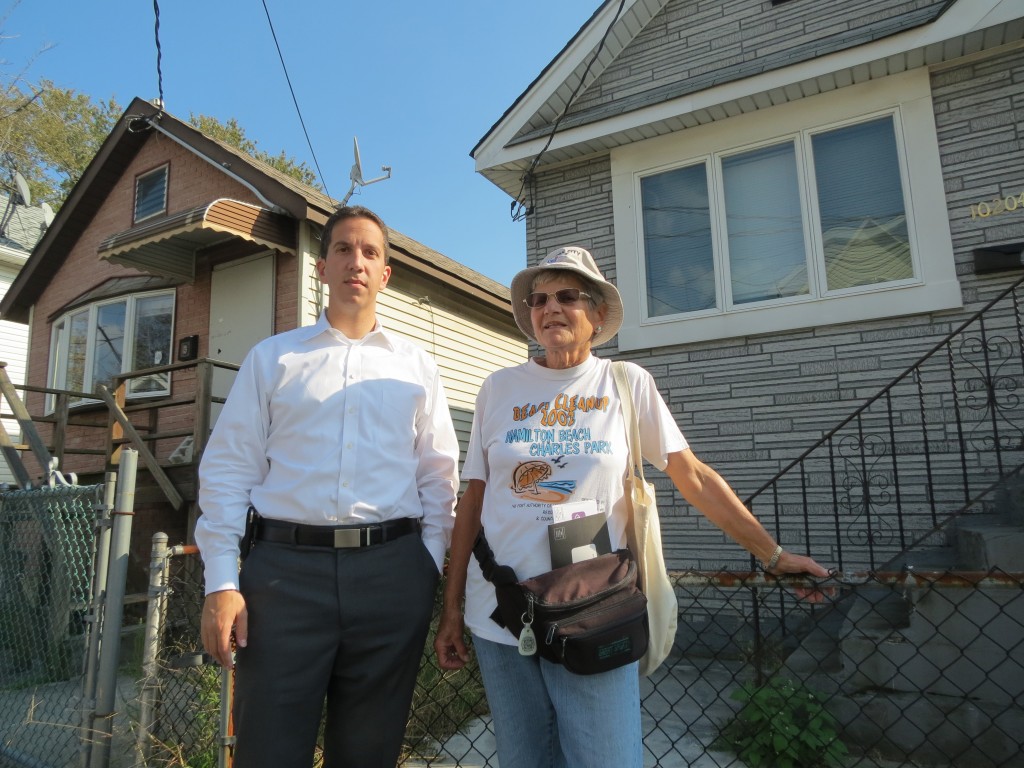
[472, 0, 1024, 570]
[0, 191, 48, 485]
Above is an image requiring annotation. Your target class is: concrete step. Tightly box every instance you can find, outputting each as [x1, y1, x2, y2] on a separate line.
[782, 604, 846, 678]
[887, 545, 957, 571]
[891, 512, 1024, 571]
[841, 587, 911, 636]
[956, 520, 1024, 570]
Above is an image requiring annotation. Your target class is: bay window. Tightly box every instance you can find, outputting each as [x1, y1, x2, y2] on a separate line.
[48, 290, 174, 407]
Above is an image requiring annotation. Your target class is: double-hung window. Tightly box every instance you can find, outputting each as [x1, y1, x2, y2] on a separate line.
[48, 291, 175, 408]
[612, 70, 960, 349]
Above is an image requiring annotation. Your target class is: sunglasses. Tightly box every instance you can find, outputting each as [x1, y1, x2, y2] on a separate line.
[524, 288, 591, 308]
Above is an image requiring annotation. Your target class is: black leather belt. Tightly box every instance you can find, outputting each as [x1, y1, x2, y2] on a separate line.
[255, 516, 420, 549]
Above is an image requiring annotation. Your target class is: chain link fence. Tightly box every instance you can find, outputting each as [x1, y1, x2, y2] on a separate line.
[0, 482, 107, 768]
[0, 501, 1021, 767]
[117, 551, 1024, 768]
[130, 541, 222, 768]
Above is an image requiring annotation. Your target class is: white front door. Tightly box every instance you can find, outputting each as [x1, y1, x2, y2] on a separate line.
[208, 253, 275, 424]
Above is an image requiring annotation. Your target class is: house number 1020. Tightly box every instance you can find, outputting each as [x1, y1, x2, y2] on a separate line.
[970, 192, 1024, 219]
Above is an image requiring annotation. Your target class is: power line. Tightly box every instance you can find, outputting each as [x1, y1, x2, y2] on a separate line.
[153, 0, 164, 111]
[511, 0, 627, 222]
[260, 0, 330, 199]
[150, 1, 327, 195]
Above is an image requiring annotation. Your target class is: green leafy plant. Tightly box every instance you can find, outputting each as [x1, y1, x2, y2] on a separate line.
[714, 677, 848, 768]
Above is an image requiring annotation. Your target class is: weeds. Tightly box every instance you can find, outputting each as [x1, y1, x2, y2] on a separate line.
[714, 676, 848, 768]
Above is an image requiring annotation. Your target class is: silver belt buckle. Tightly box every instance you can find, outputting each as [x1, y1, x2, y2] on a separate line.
[334, 528, 363, 548]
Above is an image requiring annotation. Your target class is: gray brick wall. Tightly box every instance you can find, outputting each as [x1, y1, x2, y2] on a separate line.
[933, 46, 1024, 302]
[524, 44, 1024, 570]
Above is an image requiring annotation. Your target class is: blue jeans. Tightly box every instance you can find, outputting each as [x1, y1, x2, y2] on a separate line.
[474, 636, 643, 768]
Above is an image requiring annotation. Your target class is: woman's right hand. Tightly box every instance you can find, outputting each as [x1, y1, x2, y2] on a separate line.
[434, 607, 471, 670]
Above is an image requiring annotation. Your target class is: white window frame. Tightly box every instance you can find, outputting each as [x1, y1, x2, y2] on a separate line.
[134, 164, 169, 223]
[46, 289, 176, 411]
[611, 69, 960, 351]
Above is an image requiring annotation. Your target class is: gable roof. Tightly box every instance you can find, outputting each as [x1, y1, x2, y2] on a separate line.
[0, 191, 48, 257]
[473, 0, 1024, 198]
[1, 97, 510, 322]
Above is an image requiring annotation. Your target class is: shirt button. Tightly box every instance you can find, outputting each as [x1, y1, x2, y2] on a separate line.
[346, 443, 353, 450]
[342, 481, 349, 488]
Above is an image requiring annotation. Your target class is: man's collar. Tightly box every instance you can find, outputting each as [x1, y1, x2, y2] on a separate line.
[299, 312, 396, 350]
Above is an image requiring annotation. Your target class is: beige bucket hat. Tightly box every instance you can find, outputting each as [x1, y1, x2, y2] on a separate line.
[510, 246, 623, 346]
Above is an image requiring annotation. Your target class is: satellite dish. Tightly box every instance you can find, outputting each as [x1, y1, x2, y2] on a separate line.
[41, 201, 55, 227]
[350, 136, 364, 185]
[340, 137, 391, 206]
[13, 172, 30, 207]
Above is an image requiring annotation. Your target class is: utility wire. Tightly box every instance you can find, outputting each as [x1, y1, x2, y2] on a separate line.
[260, 0, 331, 199]
[153, 0, 164, 111]
[511, 0, 627, 222]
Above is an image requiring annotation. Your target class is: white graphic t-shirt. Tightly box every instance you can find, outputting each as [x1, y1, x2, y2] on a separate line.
[462, 355, 688, 646]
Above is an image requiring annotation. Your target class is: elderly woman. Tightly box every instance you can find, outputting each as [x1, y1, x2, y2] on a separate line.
[435, 246, 828, 768]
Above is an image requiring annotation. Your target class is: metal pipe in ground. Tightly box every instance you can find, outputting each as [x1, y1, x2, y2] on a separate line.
[219, 664, 235, 768]
[79, 471, 117, 768]
[134, 531, 169, 762]
[88, 450, 137, 768]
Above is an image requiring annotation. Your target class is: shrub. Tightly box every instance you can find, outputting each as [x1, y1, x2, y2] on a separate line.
[714, 677, 848, 768]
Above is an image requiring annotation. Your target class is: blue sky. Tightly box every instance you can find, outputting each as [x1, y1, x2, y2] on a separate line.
[2, 0, 600, 287]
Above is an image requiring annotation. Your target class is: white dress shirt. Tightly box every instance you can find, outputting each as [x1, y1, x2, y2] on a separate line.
[195, 313, 459, 594]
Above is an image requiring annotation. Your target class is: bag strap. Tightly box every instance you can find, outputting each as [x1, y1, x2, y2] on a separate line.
[472, 529, 519, 586]
[612, 361, 654, 559]
[612, 361, 647, 490]
[473, 529, 521, 630]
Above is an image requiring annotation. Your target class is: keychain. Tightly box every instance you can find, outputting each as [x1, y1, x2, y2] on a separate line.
[518, 597, 537, 656]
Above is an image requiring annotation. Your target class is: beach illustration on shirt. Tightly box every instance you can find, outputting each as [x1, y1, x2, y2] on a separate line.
[507, 389, 613, 503]
[510, 459, 576, 502]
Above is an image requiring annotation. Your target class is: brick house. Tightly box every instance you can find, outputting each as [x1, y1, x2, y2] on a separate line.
[472, 0, 1024, 569]
[0, 97, 525, 559]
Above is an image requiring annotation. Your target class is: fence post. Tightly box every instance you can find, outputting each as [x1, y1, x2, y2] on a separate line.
[79, 472, 118, 768]
[194, 360, 212, 463]
[134, 532, 169, 762]
[88, 449, 137, 768]
[219, 666, 235, 768]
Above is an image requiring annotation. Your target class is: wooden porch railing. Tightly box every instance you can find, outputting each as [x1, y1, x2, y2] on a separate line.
[0, 358, 239, 509]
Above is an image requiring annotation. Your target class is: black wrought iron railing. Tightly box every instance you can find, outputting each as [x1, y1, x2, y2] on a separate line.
[744, 276, 1024, 572]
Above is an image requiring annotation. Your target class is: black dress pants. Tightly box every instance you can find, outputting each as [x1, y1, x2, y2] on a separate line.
[232, 531, 440, 768]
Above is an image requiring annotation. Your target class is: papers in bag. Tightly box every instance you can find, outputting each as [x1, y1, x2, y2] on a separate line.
[548, 500, 612, 569]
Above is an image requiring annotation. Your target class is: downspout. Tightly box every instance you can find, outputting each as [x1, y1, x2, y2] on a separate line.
[143, 117, 290, 215]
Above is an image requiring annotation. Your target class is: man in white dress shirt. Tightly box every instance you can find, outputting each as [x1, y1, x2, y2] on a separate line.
[195, 205, 459, 767]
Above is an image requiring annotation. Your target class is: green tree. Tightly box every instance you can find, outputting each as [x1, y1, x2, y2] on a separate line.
[0, 80, 120, 207]
[0, 80, 322, 211]
[189, 114, 321, 190]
